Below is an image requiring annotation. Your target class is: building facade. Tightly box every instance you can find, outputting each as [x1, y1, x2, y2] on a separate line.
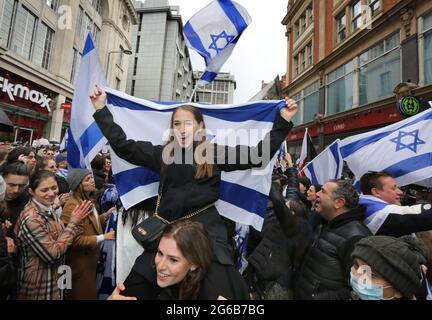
[192, 71, 236, 104]
[282, 0, 432, 158]
[0, 0, 137, 144]
[126, 0, 193, 102]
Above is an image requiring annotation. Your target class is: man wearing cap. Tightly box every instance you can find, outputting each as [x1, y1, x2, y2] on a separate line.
[359, 171, 432, 236]
[55, 153, 68, 178]
[350, 235, 428, 300]
[294, 180, 371, 300]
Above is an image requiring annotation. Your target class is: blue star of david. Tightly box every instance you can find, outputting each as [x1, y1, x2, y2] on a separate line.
[390, 130, 425, 153]
[208, 31, 235, 53]
[207, 133, 216, 142]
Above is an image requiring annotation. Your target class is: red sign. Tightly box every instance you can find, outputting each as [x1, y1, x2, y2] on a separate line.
[61, 103, 71, 110]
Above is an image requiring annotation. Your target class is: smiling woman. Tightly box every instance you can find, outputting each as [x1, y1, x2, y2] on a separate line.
[14, 170, 92, 300]
[109, 220, 249, 300]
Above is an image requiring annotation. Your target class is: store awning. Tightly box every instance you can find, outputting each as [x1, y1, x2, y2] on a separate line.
[0, 109, 14, 132]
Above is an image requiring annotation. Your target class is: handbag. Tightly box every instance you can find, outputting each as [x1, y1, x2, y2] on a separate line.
[132, 181, 216, 250]
[132, 195, 166, 250]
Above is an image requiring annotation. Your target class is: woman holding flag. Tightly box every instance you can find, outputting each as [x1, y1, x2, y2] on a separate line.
[89, 87, 297, 299]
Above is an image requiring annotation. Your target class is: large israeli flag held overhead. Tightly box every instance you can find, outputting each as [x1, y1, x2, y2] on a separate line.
[303, 139, 343, 185]
[69, 32, 107, 169]
[340, 107, 432, 187]
[104, 87, 284, 231]
[184, 0, 251, 86]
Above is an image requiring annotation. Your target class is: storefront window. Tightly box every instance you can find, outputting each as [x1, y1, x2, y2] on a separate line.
[326, 61, 353, 115]
[359, 33, 401, 106]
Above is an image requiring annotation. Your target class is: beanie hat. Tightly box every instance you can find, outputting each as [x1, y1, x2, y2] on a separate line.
[351, 235, 428, 298]
[0, 176, 5, 201]
[55, 153, 67, 163]
[67, 168, 91, 192]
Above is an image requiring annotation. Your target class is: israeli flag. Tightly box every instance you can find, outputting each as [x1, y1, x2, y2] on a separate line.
[184, 0, 251, 86]
[68, 32, 107, 169]
[303, 139, 343, 185]
[340, 108, 432, 188]
[104, 88, 284, 231]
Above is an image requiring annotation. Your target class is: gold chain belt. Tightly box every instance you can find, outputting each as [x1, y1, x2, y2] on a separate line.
[153, 195, 215, 225]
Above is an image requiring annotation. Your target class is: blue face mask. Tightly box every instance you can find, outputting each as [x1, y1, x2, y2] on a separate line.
[350, 271, 393, 300]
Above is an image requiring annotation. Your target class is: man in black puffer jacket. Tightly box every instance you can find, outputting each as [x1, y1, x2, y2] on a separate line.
[294, 180, 371, 300]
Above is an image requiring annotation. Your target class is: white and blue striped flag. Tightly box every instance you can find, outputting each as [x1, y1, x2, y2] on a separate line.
[68, 32, 107, 169]
[184, 0, 251, 86]
[340, 107, 432, 188]
[303, 139, 343, 185]
[104, 88, 284, 231]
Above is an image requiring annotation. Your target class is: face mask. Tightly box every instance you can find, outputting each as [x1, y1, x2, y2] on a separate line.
[350, 271, 393, 300]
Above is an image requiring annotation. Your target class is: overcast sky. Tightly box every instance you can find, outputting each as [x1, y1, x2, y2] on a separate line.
[171, 0, 288, 103]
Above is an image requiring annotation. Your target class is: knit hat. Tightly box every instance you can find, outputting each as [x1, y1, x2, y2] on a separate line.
[55, 153, 67, 163]
[0, 176, 5, 201]
[351, 235, 428, 298]
[67, 168, 91, 192]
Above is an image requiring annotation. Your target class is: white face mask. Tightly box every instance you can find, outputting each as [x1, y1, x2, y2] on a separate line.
[350, 271, 394, 300]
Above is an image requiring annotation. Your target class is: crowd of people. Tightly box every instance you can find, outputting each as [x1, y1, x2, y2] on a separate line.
[0, 91, 431, 300]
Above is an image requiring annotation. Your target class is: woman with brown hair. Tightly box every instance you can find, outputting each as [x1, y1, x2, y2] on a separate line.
[61, 169, 115, 300]
[14, 170, 92, 300]
[109, 220, 248, 300]
[90, 87, 297, 299]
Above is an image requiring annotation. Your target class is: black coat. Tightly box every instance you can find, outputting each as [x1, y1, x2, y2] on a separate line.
[0, 233, 15, 300]
[294, 208, 372, 300]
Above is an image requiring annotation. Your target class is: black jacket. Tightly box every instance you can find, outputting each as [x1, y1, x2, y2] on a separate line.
[294, 208, 372, 300]
[0, 233, 15, 300]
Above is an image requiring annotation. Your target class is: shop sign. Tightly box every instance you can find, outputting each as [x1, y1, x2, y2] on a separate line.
[0, 77, 52, 112]
[398, 96, 420, 117]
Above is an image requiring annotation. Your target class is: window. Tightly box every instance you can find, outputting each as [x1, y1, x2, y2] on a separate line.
[70, 48, 81, 84]
[351, 0, 362, 31]
[116, 78, 121, 90]
[136, 36, 140, 53]
[131, 80, 135, 96]
[294, 57, 299, 76]
[369, 0, 380, 16]
[11, 5, 37, 60]
[92, 0, 102, 16]
[295, 22, 300, 40]
[301, 48, 306, 71]
[291, 93, 302, 124]
[326, 61, 354, 115]
[423, 13, 432, 84]
[307, 43, 313, 66]
[46, 0, 59, 11]
[307, 5, 313, 25]
[303, 82, 319, 123]
[336, 12, 346, 43]
[32, 23, 54, 69]
[75, 6, 83, 38]
[133, 57, 138, 76]
[0, 0, 18, 47]
[118, 45, 124, 67]
[92, 24, 100, 45]
[359, 33, 401, 105]
[300, 16, 306, 32]
[138, 13, 143, 32]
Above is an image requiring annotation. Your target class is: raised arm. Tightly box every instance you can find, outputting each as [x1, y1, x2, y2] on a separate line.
[90, 87, 163, 173]
[216, 98, 297, 172]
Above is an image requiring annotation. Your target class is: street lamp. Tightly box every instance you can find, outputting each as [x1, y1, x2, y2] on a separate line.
[106, 49, 133, 82]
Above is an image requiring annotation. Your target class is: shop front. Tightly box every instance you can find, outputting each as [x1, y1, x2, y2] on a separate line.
[0, 68, 57, 145]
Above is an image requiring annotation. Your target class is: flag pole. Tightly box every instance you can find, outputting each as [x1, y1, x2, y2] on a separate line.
[189, 84, 199, 103]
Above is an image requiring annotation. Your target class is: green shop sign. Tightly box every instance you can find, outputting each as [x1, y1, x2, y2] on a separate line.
[398, 96, 420, 117]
